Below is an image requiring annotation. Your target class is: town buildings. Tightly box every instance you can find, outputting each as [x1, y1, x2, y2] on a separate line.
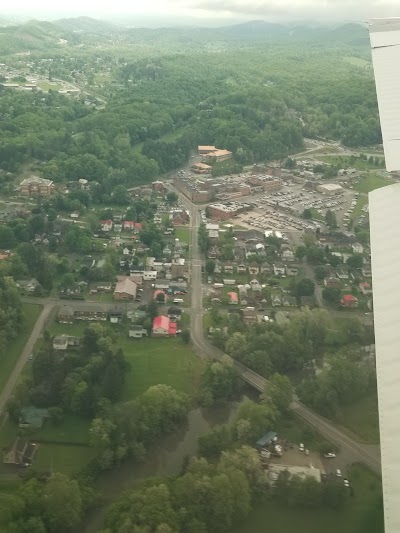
[20, 176, 54, 196]
[113, 278, 137, 300]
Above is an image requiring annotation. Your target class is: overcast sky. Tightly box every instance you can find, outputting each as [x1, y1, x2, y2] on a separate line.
[1, 0, 400, 25]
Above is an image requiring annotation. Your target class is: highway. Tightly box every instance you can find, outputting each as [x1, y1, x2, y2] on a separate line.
[171, 183, 381, 476]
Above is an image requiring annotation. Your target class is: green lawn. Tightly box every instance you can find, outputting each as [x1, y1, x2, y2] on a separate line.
[354, 174, 393, 193]
[37, 81, 63, 91]
[118, 337, 204, 400]
[320, 156, 383, 171]
[233, 464, 383, 533]
[175, 226, 191, 244]
[335, 393, 380, 444]
[33, 443, 96, 475]
[0, 303, 42, 393]
[352, 196, 368, 219]
[35, 414, 91, 445]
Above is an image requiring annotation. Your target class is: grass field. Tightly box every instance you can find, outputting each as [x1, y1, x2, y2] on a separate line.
[352, 196, 368, 219]
[118, 337, 204, 400]
[320, 155, 384, 171]
[354, 174, 393, 194]
[37, 81, 63, 91]
[175, 226, 191, 244]
[335, 393, 380, 444]
[0, 303, 42, 393]
[33, 443, 96, 474]
[233, 464, 383, 533]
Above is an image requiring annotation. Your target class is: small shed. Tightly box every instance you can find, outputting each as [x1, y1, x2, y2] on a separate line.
[256, 431, 278, 449]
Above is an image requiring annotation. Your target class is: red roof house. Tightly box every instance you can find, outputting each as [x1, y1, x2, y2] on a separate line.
[124, 221, 142, 232]
[152, 315, 176, 336]
[341, 294, 359, 308]
[227, 291, 238, 304]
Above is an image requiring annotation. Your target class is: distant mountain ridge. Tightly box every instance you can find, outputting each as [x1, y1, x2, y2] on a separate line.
[0, 16, 369, 54]
[53, 16, 117, 33]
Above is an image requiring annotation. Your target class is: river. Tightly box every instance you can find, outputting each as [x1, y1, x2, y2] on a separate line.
[83, 395, 253, 532]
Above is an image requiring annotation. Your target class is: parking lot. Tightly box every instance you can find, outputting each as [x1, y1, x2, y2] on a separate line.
[236, 180, 358, 233]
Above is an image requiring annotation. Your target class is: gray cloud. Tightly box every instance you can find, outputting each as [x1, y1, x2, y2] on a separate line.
[192, 0, 400, 22]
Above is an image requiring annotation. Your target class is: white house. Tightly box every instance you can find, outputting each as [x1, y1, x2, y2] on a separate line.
[352, 242, 364, 254]
[100, 219, 113, 232]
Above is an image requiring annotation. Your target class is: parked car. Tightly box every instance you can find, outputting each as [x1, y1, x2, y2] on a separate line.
[336, 469, 342, 477]
[324, 453, 336, 458]
[343, 478, 350, 487]
[299, 443, 305, 452]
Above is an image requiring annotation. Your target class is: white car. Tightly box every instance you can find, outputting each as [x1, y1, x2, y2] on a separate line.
[299, 443, 305, 452]
[324, 453, 336, 458]
[343, 479, 350, 487]
[336, 469, 342, 477]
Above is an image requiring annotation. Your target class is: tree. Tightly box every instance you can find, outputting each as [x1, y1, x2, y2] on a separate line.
[322, 287, 341, 304]
[0, 226, 16, 248]
[325, 209, 337, 228]
[302, 208, 313, 220]
[166, 191, 178, 204]
[156, 292, 166, 303]
[113, 185, 129, 205]
[181, 329, 190, 344]
[205, 259, 215, 275]
[305, 246, 325, 265]
[314, 266, 328, 281]
[200, 356, 241, 404]
[263, 373, 294, 413]
[226, 332, 248, 359]
[347, 254, 363, 269]
[43, 473, 82, 531]
[294, 278, 315, 298]
[295, 245, 307, 260]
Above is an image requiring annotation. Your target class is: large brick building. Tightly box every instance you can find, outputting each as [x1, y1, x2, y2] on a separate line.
[20, 176, 54, 196]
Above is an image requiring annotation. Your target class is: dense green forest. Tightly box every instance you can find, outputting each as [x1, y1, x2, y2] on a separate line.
[0, 19, 380, 187]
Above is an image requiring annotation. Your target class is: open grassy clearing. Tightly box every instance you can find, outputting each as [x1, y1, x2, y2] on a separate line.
[175, 226, 191, 244]
[33, 443, 96, 475]
[320, 155, 384, 171]
[233, 464, 383, 533]
[334, 393, 380, 444]
[0, 303, 42, 393]
[37, 81, 63, 91]
[352, 196, 368, 219]
[354, 174, 393, 194]
[119, 337, 204, 400]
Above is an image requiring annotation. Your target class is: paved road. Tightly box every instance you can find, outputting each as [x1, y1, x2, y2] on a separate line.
[170, 184, 381, 475]
[0, 303, 54, 413]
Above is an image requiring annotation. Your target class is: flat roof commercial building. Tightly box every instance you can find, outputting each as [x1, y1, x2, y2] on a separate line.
[316, 183, 343, 195]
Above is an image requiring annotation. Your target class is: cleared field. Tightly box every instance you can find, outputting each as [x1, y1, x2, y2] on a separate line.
[175, 226, 191, 244]
[233, 464, 383, 533]
[0, 303, 42, 393]
[37, 81, 63, 91]
[33, 443, 96, 475]
[352, 196, 368, 219]
[355, 174, 393, 194]
[119, 337, 204, 400]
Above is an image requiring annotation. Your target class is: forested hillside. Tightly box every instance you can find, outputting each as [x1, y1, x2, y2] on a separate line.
[0, 20, 379, 187]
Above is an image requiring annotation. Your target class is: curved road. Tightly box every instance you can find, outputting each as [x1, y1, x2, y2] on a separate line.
[172, 184, 381, 476]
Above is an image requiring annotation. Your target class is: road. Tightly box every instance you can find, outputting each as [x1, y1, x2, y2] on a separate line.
[170, 184, 381, 475]
[0, 303, 54, 414]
